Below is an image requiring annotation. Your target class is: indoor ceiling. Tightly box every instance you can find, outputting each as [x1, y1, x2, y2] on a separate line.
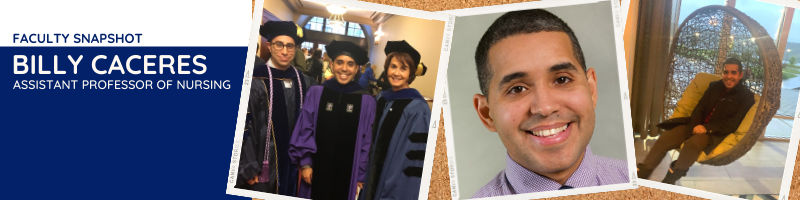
[283, 0, 393, 25]
[298, 0, 376, 19]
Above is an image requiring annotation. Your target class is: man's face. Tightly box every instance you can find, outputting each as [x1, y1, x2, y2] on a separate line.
[473, 32, 598, 174]
[266, 35, 296, 68]
[332, 55, 357, 84]
[722, 64, 743, 89]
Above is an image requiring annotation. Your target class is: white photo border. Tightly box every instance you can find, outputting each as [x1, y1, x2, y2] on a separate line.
[749, 2, 800, 195]
[439, 0, 638, 199]
[225, 0, 454, 199]
[638, 0, 800, 199]
[757, 0, 800, 9]
[437, 0, 604, 17]
[438, 0, 629, 32]
[637, 179, 746, 200]
[780, 96, 800, 200]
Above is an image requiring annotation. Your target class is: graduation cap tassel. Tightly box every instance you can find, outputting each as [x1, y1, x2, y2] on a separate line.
[260, 67, 276, 183]
[415, 62, 427, 76]
[260, 65, 304, 183]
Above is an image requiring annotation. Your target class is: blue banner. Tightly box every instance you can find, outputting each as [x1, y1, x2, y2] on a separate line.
[2, 47, 250, 199]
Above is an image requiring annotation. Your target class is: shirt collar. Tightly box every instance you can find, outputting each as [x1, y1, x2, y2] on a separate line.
[505, 146, 599, 193]
[261, 58, 297, 78]
[267, 58, 278, 69]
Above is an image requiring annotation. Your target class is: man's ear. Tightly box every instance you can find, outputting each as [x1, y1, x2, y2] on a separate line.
[264, 41, 272, 52]
[473, 93, 497, 132]
[586, 68, 598, 109]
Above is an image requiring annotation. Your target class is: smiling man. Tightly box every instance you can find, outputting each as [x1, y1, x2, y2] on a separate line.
[289, 40, 375, 200]
[471, 9, 629, 198]
[638, 58, 755, 185]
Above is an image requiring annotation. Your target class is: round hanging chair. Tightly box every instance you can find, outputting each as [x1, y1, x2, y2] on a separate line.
[661, 5, 781, 166]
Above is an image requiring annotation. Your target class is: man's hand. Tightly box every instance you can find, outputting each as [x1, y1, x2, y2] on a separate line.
[693, 125, 708, 134]
[302, 168, 313, 184]
[247, 176, 259, 185]
[357, 182, 364, 190]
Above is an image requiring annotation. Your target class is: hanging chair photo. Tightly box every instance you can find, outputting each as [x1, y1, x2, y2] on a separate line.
[659, 5, 781, 166]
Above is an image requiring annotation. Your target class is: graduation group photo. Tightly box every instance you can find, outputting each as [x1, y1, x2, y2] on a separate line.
[228, 0, 448, 199]
[628, 0, 800, 199]
[442, 1, 636, 199]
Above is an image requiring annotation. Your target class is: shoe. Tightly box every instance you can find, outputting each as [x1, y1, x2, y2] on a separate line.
[636, 163, 654, 179]
[662, 161, 688, 185]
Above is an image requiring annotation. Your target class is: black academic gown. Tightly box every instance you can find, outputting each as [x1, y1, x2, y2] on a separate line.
[236, 56, 314, 196]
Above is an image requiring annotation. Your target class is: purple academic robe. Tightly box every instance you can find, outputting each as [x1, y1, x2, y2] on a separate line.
[289, 84, 375, 200]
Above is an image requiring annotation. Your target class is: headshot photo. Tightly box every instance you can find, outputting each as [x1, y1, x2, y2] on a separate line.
[444, 1, 634, 199]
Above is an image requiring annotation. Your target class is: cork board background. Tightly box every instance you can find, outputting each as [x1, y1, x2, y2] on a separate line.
[252, 0, 800, 199]
[351, 1, 800, 200]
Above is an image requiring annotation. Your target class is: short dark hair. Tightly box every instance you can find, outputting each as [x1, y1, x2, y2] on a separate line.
[312, 48, 322, 60]
[475, 9, 586, 96]
[384, 52, 419, 84]
[723, 57, 744, 72]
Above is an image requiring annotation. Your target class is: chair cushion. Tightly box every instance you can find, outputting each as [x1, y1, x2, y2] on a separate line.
[669, 72, 760, 161]
[670, 72, 721, 119]
[698, 93, 759, 161]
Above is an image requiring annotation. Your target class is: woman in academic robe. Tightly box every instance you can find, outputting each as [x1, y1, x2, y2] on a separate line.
[361, 40, 431, 200]
[289, 40, 375, 200]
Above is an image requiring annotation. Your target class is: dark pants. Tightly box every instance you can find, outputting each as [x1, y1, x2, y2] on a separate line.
[642, 125, 710, 171]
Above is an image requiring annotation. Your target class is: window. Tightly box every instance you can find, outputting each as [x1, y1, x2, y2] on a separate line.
[765, 8, 800, 139]
[736, 0, 784, 43]
[325, 20, 346, 35]
[663, 0, 726, 47]
[736, 1, 793, 138]
[676, 0, 725, 26]
[783, 9, 799, 63]
[301, 41, 314, 50]
[305, 17, 325, 31]
[318, 44, 327, 55]
[347, 22, 365, 38]
[669, 0, 798, 138]
[304, 17, 365, 38]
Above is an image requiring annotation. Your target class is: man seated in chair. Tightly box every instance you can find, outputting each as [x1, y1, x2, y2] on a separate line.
[637, 58, 755, 184]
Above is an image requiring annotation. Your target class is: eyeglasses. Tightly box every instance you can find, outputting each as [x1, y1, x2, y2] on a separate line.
[271, 42, 296, 52]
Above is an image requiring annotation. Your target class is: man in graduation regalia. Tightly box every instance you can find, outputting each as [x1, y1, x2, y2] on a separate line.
[362, 40, 431, 200]
[236, 21, 314, 197]
[289, 40, 376, 200]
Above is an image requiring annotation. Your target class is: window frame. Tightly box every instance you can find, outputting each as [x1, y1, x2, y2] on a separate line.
[304, 16, 366, 38]
[666, 0, 796, 139]
[304, 16, 326, 32]
[301, 41, 314, 50]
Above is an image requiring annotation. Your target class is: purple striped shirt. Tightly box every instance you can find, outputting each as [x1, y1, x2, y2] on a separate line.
[472, 146, 629, 198]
